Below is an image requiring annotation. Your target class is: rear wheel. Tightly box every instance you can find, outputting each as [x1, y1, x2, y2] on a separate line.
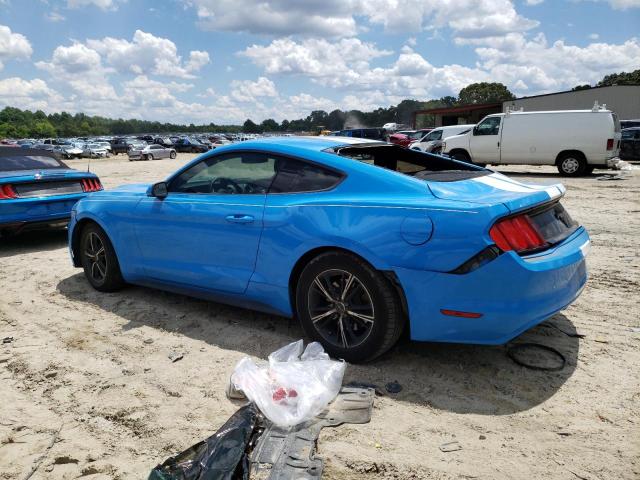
[295, 251, 404, 363]
[79, 223, 125, 292]
[451, 150, 472, 163]
[557, 153, 587, 176]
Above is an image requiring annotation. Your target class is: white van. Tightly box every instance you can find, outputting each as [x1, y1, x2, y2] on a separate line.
[442, 107, 621, 176]
[409, 124, 475, 153]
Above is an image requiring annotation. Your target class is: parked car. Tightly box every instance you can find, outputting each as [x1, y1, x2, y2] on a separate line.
[128, 143, 176, 161]
[620, 127, 640, 160]
[153, 137, 174, 148]
[389, 129, 434, 148]
[81, 143, 110, 158]
[620, 119, 640, 130]
[173, 137, 209, 153]
[58, 142, 83, 159]
[410, 125, 475, 153]
[338, 128, 386, 141]
[0, 146, 102, 236]
[68, 137, 589, 363]
[110, 138, 130, 155]
[442, 108, 621, 176]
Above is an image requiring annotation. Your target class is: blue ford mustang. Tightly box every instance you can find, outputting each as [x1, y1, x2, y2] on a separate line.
[0, 147, 103, 236]
[68, 137, 589, 362]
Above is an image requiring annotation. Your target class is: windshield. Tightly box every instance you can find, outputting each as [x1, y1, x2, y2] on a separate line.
[0, 154, 67, 171]
[330, 144, 487, 182]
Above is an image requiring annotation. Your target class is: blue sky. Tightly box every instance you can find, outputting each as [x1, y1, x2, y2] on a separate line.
[0, 0, 638, 124]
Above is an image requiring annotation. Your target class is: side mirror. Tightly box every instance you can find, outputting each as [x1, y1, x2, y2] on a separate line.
[150, 181, 168, 199]
[472, 126, 479, 135]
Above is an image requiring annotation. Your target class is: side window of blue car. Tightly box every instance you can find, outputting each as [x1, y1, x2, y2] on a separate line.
[169, 153, 277, 194]
[268, 156, 343, 193]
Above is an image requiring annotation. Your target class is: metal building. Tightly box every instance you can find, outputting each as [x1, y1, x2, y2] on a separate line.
[503, 85, 640, 120]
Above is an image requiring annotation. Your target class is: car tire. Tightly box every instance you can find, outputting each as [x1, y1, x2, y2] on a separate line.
[451, 150, 472, 163]
[79, 223, 125, 292]
[295, 251, 404, 363]
[557, 153, 587, 176]
[147, 154, 154, 161]
[170, 151, 176, 159]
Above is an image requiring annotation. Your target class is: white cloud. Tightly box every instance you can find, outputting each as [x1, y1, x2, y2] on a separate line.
[36, 43, 102, 74]
[183, 0, 538, 40]
[44, 11, 66, 22]
[0, 25, 32, 70]
[230, 77, 278, 103]
[86, 30, 210, 78]
[589, 0, 640, 9]
[197, 87, 216, 98]
[589, 33, 600, 40]
[242, 37, 391, 84]
[67, 0, 120, 11]
[0, 77, 65, 111]
[525, 0, 544, 4]
[185, 0, 357, 37]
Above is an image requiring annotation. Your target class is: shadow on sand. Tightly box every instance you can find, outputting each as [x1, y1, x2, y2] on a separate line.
[57, 272, 580, 416]
[0, 228, 68, 258]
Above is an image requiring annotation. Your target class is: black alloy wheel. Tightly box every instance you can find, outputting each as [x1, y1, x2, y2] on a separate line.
[79, 223, 125, 292]
[296, 251, 404, 363]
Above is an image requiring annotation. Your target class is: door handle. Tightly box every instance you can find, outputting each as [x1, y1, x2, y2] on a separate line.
[225, 214, 254, 224]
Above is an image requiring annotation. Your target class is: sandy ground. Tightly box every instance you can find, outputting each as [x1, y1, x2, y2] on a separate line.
[1, 152, 639, 479]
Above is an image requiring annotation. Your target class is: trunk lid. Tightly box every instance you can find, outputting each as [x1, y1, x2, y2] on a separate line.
[426, 171, 565, 213]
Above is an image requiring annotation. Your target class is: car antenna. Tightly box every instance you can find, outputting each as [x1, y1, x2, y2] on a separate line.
[87, 155, 91, 173]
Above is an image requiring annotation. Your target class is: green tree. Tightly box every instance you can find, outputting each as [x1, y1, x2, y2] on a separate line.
[243, 119, 261, 133]
[260, 118, 279, 131]
[597, 69, 640, 86]
[458, 82, 515, 105]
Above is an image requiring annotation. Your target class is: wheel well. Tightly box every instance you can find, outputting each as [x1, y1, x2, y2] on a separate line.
[449, 148, 469, 159]
[70, 218, 97, 267]
[288, 247, 409, 329]
[555, 150, 586, 165]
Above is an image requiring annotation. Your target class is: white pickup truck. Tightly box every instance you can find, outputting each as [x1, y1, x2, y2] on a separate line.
[442, 107, 621, 176]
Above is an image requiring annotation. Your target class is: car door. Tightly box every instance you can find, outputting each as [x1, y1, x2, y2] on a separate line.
[133, 151, 276, 294]
[469, 116, 502, 164]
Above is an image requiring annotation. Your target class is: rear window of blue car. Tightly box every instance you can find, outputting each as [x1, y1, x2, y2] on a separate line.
[330, 144, 489, 182]
[0, 154, 67, 171]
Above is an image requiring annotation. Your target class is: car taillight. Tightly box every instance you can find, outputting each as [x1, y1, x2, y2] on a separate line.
[0, 184, 17, 199]
[490, 214, 546, 253]
[81, 178, 103, 192]
[606, 138, 614, 150]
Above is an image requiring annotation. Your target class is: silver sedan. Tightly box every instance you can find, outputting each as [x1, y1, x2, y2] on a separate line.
[128, 144, 177, 161]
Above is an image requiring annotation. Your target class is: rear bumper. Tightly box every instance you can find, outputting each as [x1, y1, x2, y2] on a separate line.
[0, 195, 85, 229]
[395, 227, 589, 344]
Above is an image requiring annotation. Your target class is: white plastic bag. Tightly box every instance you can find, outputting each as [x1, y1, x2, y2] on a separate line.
[231, 340, 346, 428]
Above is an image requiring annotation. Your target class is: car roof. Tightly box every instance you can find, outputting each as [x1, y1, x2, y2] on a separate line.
[223, 135, 383, 153]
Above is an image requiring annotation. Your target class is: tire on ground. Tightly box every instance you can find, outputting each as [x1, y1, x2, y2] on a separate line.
[79, 222, 125, 292]
[295, 251, 404, 363]
[557, 152, 587, 176]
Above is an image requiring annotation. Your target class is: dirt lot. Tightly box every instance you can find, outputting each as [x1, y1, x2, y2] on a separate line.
[1, 153, 638, 479]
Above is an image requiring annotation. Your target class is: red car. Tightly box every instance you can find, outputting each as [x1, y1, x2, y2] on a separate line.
[389, 129, 433, 148]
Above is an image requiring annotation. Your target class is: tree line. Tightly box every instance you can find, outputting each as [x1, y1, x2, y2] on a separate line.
[1, 69, 637, 139]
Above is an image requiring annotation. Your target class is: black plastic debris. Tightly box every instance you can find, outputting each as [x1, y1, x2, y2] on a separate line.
[385, 381, 402, 394]
[148, 404, 261, 480]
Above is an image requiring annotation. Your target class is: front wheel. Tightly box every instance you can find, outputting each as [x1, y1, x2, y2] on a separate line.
[170, 151, 176, 159]
[79, 223, 125, 292]
[295, 251, 404, 363]
[147, 154, 154, 161]
[557, 154, 587, 176]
